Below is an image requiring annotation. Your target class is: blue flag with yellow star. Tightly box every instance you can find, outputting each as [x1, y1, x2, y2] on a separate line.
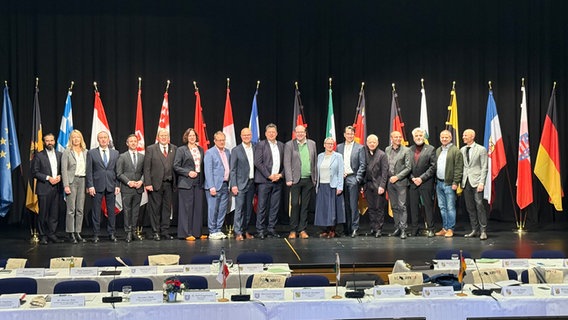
[1, 85, 22, 217]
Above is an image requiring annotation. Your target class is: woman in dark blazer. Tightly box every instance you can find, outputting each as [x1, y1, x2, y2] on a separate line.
[173, 128, 206, 240]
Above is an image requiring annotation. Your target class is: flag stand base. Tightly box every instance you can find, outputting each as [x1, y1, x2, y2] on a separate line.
[456, 292, 468, 297]
[218, 297, 229, 302]
[332, 295, 342, 299]
[513, 227, 527, 234]
[30, 229, 39, 244]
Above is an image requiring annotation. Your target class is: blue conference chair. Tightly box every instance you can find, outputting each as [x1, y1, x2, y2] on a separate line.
[108, 277, 153, 292]
[506, 269, 518, 281]
[480, 250, 517, 259]
[0, 258, 7, 268]
[435, 249, 472, 260]
[285, 275, 330, 287]
[93, 257, 134, 267]
[190, 255, 219, 264]
[166, 276, 208, 290]
[531, 250, 566, 259]
[0, 277, 38, 294]
[54, 280, 101, 294]
[236, 252, 274, 264]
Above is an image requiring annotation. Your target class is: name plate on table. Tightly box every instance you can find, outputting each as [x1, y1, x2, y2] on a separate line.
[50, 295, 86, 308]
[551, 285, 568, 296]
[239, 264, 264, 273]
[436, 260, 460, 269]
[183, 291, 217, 302]
[0, 295, 22, 309]
[374, 285, 406, 298]
[502, 259, 529, 268]
[130, 266, 158, 275]
[252, 289, 286, 301]
[183, 264, 212, 274]
[162, 267, 184, 274]
[501, 286, 534, 297]
[16, 268, 45, 277]
[564, 259, 568, 267]
[70, 267, 99, 277]
[130, 291, 164, 304]
[292, 288, 326, 300]
[422, 286, 455, 298]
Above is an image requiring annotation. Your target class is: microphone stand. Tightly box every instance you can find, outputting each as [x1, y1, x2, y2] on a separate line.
[471, 259, 492, 296]
[102, 266, 123, 303]
[231, 263, 250, 301]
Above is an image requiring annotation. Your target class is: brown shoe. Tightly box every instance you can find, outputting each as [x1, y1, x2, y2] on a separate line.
[435, 228, 447, 236]
[300, 231, 309, 239]
[185, 236, 196, 241]
[444, 229, 454, 237]
[288, 232, 297, 239]
[235, 234, 244, 241]
[319, 232, 328, 238]
[199, 235, 208, 240]
[245, 232, 254, 239]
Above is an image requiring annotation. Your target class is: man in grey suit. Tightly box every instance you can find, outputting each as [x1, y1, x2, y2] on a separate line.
[204, 131, 231, 240]
[336, 126, 366, 238]
[144, 128, 177, 241]
[86, 131, 120, 243]
[31, 133, 63, 244]
[461, 129, 489, 240]
[254, 123, 284, 239]
[230, 128, 255, 241]
[284, 125, 317, 239]
[117, 134, 145, 243]
[385, 131, 411, 239]
[408, 128, 436, 237]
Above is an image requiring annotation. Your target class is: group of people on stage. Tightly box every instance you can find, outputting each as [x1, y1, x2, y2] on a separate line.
[31, 121, 489, 245]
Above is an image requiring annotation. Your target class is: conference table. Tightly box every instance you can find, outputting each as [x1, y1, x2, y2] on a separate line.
[0, 264, 291, 293]
[2, 285, 568, 320]
[392, 258, 568, 283]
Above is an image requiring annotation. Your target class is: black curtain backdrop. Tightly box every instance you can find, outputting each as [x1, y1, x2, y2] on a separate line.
[1, 0, 566, 227]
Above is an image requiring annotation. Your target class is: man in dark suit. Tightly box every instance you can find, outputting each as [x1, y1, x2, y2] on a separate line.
[230, 128, 255, 241]
[254, 123, 284, 239]
[363, 134, 389, 237]
[31, 133, 63, 244]
[144, 128, 177, 241]
[461, 129, 489, 240]
[284, 125, 317, 239]
[117, 134, 145, 243]
[386, 131, 411, 239]
[204, 131, 231, 240]
[336, 126, 366, 237]
[408, 128, 436, 237]
[86, 131, 120, 242]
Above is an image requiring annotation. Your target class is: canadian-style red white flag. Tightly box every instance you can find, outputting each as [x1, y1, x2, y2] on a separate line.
[135, 85, 148, 206]
[223, 88, 236, 150]
[155, 91, 170, 143]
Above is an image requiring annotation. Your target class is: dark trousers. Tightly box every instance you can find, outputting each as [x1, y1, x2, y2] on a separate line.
[387, 182, 408, 230]
[92, 191, 116, 235]
[463, 181, 488, 232]
[234, 180, 255, 235]
[148, 182, 173, 234]
[256, 182, 282, 234]
[408, 182, 434, 231]
[37, 188, 60, 237]
[122, 192, 142, 233]
[343, 181, 360, 234]
[364, 187, 386, 232]
[178, 187, 204, 238]
[289, 178, 313, 233]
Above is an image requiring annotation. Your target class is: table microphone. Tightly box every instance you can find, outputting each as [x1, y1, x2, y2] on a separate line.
[231, 263, 250, 301]
[345, 262, 365, 299]
[471, 259, 492, 296]
[103, 266, 123, 303]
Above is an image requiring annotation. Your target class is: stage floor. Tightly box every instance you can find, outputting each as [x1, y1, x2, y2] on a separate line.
[2, 219, 567, 269]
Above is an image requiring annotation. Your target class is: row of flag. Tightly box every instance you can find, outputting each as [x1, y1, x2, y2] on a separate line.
[0, 80, 563, 219]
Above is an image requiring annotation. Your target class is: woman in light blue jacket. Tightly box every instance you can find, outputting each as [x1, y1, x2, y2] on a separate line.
[314, 137, 345, 238]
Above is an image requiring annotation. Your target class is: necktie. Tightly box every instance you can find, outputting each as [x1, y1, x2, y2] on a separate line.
[163, 146, 168, 157]
[466, 147, 471, 162]
[132, 152, 137, 166]
[102, 150, 108, 166]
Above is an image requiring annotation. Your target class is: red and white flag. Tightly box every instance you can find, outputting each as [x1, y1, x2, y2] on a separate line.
[216, 249, 230, 289]
[223, 88, 236, 150]
[135, 85, 148, 205]
[194, 87, 209, 151]
[483, 89, 507, 204]
[155, 91, 170, 143]
[516, 83, 533, 209]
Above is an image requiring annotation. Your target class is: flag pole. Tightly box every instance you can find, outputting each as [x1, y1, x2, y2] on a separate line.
[257, 80, 260, 90]
[69, 81, 75, 91]
[138, 77, 142, 90]
[29, 77, 40, 244]
[352, 82, 365, 125]
[227, 77, 230, 89]
[332, 252, 341, 299]
[421, 78, 424, 89]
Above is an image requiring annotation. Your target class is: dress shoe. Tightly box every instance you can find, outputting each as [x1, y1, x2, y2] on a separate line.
[426, 230, 435, 238]
[126, 232, 132, 243]
[40, 237, 48, 245]
[435, 228, 447, 236]
[245, 232, 255, 239]
[288, 232, 297, 239]
[351, 230, 358, 238]
[162, 233, 174, 240]
[92, 236, 100, 243]
[299, 231, 309, 239]
[69, 233, 78, 244]
[444, 229, 454, 238]
[109, 234, 117, 242]
[48, 235, 64, 243]
[257, 232, 266, 240]
[319, 232, 328, 238]
[268, 231, 280, 238]
[199, 235, 208, 240]
[400, 230, 407, 239]
[235, 234, 244, 241]
[388, 229, 401, 237]
[374, 230, 382, 238]
[327, 231, 336, 239]
[464, 230, 479, 238]
[153, 233, 161, 241]
[186, 236, 196, 241]
[479, 232, 488, 240]
[76, 233, 86, 243]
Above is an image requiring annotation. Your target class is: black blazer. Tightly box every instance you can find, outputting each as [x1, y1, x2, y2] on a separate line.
[117, 150, 145, 194]
[409, 144, 436, 189]
[173, 145, 204, 189]
[254, 139, 284, 184]
[86, 147, 120, 193]
[32, 150, 62, 195]
[364, 148, 389, 191]
[144, 143, 177, 191]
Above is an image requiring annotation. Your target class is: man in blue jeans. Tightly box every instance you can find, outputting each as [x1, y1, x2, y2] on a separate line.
[434, 130, 463, 238]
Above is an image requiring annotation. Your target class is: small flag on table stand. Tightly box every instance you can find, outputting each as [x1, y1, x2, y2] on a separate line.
[216, 248, 230, 302]
[456, 250, 468, 296]
[332, 253, 342, 299]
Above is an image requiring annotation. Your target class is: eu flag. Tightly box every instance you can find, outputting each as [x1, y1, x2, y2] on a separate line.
[0, 85, 22, 217]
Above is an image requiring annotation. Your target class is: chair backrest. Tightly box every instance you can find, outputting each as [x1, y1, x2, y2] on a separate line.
[50, 257, 86, 268]
[0, 258, 6, 268]
[471, 268, 513, 283]
[480, 250, 517, 259]
[236, 252, 274, 264]
[522, 268, 564, 284]
[338, 273, 384, 287]
[285, 275, 330, 287]
[247, 274, 287, 288]
[93, 257, 134, 267]
[0, 277, 38, 294]
[190, 255, 219, 264]
[435, 249, 472, 260]
[144, 254, 180, 266]
[531, 250, 566, 259]
[168, 276, 208, 290]
[54, 280, 101, 294]
[108, 277, 153, 292]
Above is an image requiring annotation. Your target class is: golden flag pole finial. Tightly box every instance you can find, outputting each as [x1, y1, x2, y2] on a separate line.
[138, 77, 142, 90]
[93, 81, 98, 93]
[69, 81, 75, 91]
[193, 81, 198, 91]
[329, 77, 332, 88]
[452, 81, 456, 91]
[521, 78, 525, 87]
[360, 82, 365, 91]
[256, 80, 260, 90]
[4, 81, 7, 87]
[391, 82, 396, 92]
[488, 81, 492, 90]
[35, 77, 39, 89]
[294, 81, 299, 90]
[421, 78, 424, 89]
[227, 78, 230, 89]
[165, 80, 171, 93]
[553, 81, 557, 90]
